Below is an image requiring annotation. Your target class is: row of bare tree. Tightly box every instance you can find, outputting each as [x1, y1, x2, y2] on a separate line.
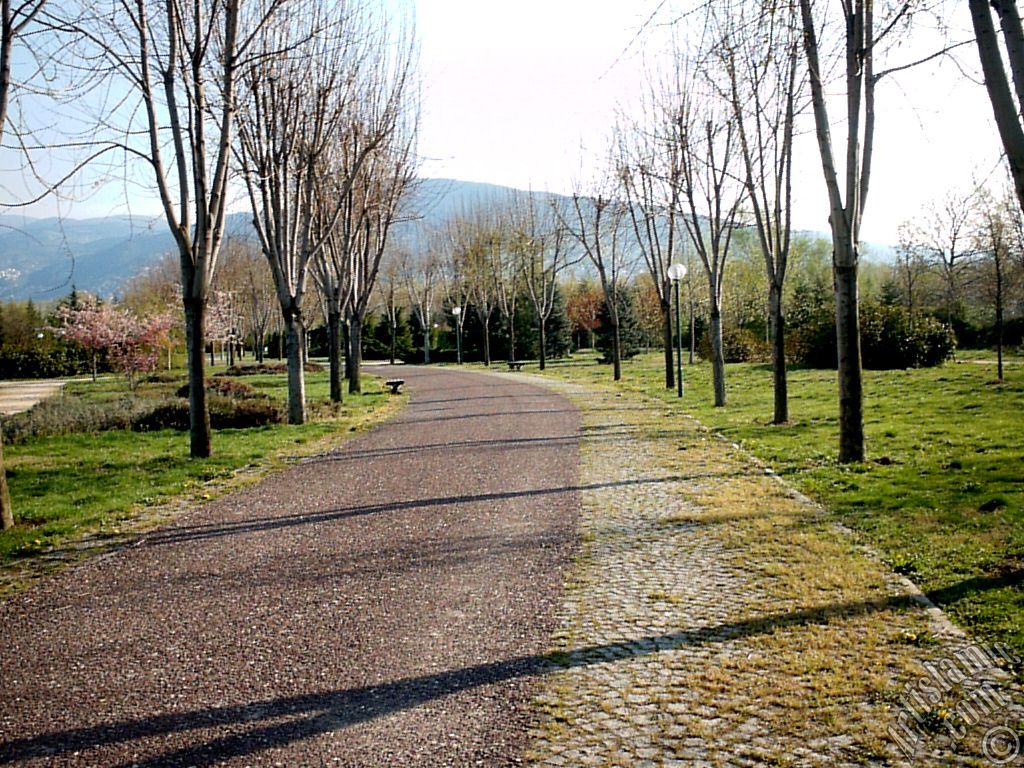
[0, 0, 417, 529]
[388, 192, 580, 368]
[20, 0, 417, 453]
[611, 0, 1024, 464]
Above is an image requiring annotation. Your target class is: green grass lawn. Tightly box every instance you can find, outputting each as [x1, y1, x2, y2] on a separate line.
[1, 364, 401, 567]
[535, 350, 1024, 656]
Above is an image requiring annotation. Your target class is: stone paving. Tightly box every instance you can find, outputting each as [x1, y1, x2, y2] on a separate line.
[522, 377, 1024, 767]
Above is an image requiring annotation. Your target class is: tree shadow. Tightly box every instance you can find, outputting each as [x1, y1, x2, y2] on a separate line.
[391, 408, 578, 426]
[306, 433, 580, 463]
[0, 589, 960, 767]
[137, 476, 693, 549]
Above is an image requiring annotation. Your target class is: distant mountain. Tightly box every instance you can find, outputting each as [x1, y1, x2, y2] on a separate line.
[0, 178, 888, 302]
[0, 178, 534, 302]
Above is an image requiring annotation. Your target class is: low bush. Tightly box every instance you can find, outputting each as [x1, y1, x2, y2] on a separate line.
[209, 395, 285, 429]
[141, 371, 181, 384]
[2, 397, 150, 444]
[219, 361, 323, 376]
[699, 326, 769, 364]
[0, 345, 91, 380]
[132, 394, 285, 431]
[787, 302, 954, 369]
[175, 378, 259, 399]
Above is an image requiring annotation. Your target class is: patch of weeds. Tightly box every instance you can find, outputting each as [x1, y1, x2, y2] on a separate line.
[893, 629, 941, 647]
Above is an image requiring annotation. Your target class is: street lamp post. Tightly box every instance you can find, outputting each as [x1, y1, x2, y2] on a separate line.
[667, 263, 687, 397]
[452, 306, 462, 365]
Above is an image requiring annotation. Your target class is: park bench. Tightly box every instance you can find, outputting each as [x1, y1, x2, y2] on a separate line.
[384, 379, 405, 394]
[506, 361, 525, 372]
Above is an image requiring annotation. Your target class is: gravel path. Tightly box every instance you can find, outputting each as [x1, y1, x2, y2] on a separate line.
[0, 367, 580, 767]
[0, 380, 67, 416]
[522, 375, 1024, 767]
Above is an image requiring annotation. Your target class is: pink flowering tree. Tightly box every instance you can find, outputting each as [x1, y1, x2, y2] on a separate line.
[55, 298, 175, 389]
[53, 296, 116, 381]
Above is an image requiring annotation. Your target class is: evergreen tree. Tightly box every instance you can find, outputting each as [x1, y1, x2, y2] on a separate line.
[595, 290, 643, 364]
[544, 283, 572, 359]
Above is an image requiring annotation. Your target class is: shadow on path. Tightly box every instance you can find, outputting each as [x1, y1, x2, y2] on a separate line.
[137, 476, 697, 548]
[0, 588, 965, 767]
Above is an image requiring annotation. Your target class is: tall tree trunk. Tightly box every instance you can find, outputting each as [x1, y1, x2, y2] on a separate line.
[0, 425, 12, 531]
[708, 272, 726, 407]
[255, 332, 264, 363]
[971, 0, 1024, 213]
[835, 254, 864, 462]
[709, 305, 726, 407]
[538, 318, 547, 370]
[662, 298, 675, 389]
[611, 317, 622, 381]
[996, 263, 1005, 381]
[389, 318, 396, 365]
[183, 298, 212, 458]
[284, 311, 307, 425]
[483, 317, 491, 366]
[348, 315, 363, 394]
[343, 320, 354, 383]
[508, 315, 517, 363]
[768, 281, 788, 424]
[423, 325, 431, 364]
[328, 311, 343, 403]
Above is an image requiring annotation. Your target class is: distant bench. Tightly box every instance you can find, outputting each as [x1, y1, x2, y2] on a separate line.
[384, 379, 405, 394]
[506, 361, 525, 372]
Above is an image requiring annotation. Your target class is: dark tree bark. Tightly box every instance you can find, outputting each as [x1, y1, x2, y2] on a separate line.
[184, 298, 212, 458]
[662, 298, 674, 390]
[283, 309, 306, 425]
[348, 315, 363, 394]
[768, 280, 788, 423]
[971, 0, 1024, 214]
[328, 311, 343, 402]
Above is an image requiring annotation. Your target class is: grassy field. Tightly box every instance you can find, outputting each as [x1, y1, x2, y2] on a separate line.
[0, 364, 402, 570]
[534, 350, 1024, 658]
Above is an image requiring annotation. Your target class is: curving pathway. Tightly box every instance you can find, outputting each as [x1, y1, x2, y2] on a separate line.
[0, 367, 580, 767]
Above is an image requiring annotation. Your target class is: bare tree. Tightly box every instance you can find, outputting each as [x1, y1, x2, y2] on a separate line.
[616, 102, 684, 390]
[304, 8, 416, 399]
[715, 0, 804, 423]
[440, 217, 472, 360]
[343, 139, 417, 393]
[401, 241, 440, 363]
[376, 253, 404, 365]
[235, 4, 362, 424]
[455, 205, 502, 366]
[799, 0, 874, 462]
[491, 202, 522, 364]
[219, 237, 275, 364]
[51, 0, 289, 456]
[673, 62, 745, 408]
[975, 185, 1022, 381]
[562, 179, 633, 381]
[901, 191, 980, 335]
[893, 226, 931, 330]
[513, 193, 578, 369]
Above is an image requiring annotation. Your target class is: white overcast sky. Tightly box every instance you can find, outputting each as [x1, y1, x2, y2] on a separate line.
[4, 1, 1003, 247]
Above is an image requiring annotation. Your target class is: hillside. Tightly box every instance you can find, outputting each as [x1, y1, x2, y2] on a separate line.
[0, 179, 533, 302]
[0, 179, 870, 302]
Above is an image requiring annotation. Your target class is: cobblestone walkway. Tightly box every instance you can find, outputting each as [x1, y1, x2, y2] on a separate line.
[523, 377, 1024, 767]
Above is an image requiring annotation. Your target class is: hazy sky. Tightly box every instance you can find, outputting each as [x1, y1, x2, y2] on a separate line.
[3, 1, 1002, 247]
[414, 1, 1000, 246]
